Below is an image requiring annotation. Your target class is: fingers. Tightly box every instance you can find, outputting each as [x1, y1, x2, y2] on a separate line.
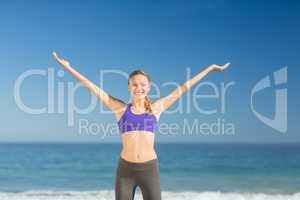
[52, 51, 60, 61]
[222, 62, 230, 70]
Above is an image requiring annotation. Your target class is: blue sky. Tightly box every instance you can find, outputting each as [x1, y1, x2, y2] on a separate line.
[1, 0, 299, 143]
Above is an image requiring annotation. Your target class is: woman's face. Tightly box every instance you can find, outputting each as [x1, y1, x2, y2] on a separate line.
[128, 74, 150, 100]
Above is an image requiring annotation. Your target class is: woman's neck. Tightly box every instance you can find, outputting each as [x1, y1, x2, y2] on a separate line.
[131, 99, 145, 111]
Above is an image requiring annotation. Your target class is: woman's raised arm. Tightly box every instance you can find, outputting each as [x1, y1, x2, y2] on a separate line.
[152, 63, 230, 114]
[52, 51, 126, 114]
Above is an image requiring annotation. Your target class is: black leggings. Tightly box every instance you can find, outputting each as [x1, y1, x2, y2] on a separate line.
[115, 157, 162, 200]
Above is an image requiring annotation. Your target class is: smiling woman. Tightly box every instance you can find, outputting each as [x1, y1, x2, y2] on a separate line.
[52, 51, 230, 200]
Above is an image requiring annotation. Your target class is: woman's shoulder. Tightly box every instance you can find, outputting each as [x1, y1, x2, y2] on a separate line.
[114, 103, 129, 122]
[150, 101, 162, 121]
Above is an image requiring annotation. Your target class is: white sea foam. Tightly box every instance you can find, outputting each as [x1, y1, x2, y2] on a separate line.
[0, 190, 299, 200]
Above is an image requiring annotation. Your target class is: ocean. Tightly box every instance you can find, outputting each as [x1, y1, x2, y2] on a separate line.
[0, 143, 299, 200]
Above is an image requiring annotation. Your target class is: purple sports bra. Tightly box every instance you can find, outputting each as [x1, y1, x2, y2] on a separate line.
[117, 103, 158, 134]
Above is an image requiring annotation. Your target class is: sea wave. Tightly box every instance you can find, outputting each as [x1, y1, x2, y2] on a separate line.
[0, 190, 299, 200]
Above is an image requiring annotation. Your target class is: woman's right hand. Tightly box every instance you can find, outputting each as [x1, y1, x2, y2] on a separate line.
[52, 51, 70, 67]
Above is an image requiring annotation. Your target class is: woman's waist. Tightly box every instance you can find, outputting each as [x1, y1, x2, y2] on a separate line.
[121, 145, 156, 154]
[121, 145, 156, 152]
[120, 149, 157, 163]
[118, 156, 158, 170]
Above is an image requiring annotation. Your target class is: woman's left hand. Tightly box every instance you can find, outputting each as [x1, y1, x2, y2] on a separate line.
[209, 62, 230, 71]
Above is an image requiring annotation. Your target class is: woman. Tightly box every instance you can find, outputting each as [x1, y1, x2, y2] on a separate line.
[52, 52, 230, 200]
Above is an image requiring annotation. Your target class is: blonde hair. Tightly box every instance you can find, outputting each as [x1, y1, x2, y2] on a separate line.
[128, 70, 153, 115]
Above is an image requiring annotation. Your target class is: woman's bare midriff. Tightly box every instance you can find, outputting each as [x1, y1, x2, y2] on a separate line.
[120, 130, 157, 163]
